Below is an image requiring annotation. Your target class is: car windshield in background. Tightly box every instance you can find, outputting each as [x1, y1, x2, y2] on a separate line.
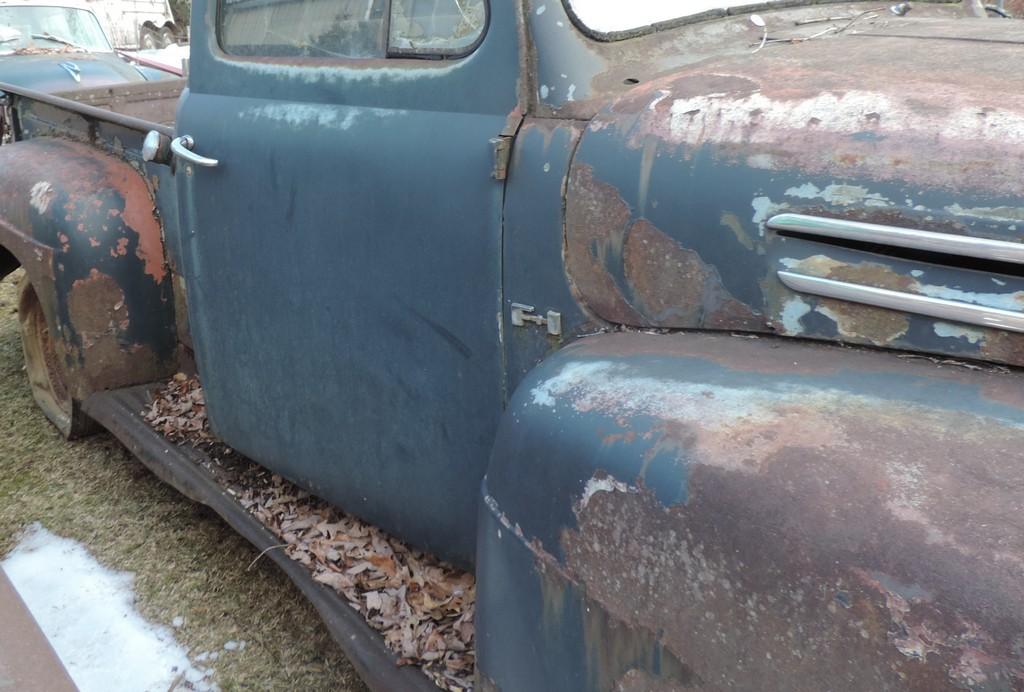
[567, 0, 784, 34]
[0, 5, 111, 54]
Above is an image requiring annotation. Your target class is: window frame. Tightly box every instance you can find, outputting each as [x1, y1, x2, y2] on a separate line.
[215, 0, 490, 63]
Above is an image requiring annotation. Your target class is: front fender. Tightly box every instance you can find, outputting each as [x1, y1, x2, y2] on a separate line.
[0, 138, 176, 399]
[478, 332, 1024, 691]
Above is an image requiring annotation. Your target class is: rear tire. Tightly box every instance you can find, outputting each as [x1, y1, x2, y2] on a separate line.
[158, 26, 176, 47]
[18, 276, 96, 439]
[140, 26, 159, 50]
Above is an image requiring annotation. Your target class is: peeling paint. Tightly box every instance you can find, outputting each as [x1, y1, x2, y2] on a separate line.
[934, 322, 984, 344]
[29, 181, 55, 215]
[946, 203, 1024, 224]
[784, 182, 892, 207]
[578, 474, 633, 510]
[780, 296, 811, 333]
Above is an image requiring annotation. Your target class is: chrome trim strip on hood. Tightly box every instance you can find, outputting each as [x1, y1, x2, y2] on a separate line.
[778, 271, 1024, 334]
[768, 213, 1024, 265]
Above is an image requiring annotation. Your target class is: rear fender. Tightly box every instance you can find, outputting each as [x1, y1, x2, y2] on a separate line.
[478, 332, 1024, 691]
[0, 138, 176, 399]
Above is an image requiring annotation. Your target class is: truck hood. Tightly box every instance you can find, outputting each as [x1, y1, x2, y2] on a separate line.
[0, 52, 146, 92]
[565, 24, 1024, 367]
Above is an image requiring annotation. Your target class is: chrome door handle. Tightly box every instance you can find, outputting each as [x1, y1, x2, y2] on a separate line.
[170, 135, 219, 167]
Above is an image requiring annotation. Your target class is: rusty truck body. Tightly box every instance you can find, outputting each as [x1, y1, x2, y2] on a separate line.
[2, 0, 1024, 689]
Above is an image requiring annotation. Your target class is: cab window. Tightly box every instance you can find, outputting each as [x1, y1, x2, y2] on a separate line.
[219, 0, 486, 58]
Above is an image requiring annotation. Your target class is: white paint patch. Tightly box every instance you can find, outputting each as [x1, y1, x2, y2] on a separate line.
[531, 360, 617, 407]
[665, 89, 1024, 149]
[2, 524, 215, 692]
[536, 4, 546, 14]
[242, 104, 359, 129]
[29, 181, 54, 215]
[540, 84, 550, 99]
[784, 182, 892, 207]
[993, 278, 1007, 286]
[578, 475, 633, 510]
[910, 270, 924, 277]
[933, 322, 984, 344]
[746, 153, 775, 169]
[751, 196, 789, 232]
[781, 296, 812, 333]
[567, 84, 576, 102]
[945, 203, 1024, 224]
[648, 89, 671, 112]
[218, 50, 467, 85]
[916, 282, 1024, 311]
[543, 162, 551, 173]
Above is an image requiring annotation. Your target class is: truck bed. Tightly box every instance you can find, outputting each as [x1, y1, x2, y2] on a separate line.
[55, 78, 184, 127]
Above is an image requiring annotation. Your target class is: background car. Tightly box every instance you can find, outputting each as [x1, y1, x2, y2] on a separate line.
[0, 1, 166, 91]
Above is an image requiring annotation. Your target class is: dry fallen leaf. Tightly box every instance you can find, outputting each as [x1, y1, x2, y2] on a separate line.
[145, 376, 477, 691]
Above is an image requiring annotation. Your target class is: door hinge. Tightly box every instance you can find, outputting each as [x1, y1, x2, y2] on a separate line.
[511, 303, 562, 337]
[490, 135, 513, 181]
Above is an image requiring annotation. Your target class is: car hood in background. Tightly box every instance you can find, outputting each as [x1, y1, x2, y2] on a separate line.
[0, 52, 145, 92]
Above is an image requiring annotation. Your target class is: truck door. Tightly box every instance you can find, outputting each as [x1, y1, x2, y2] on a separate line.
[173, 0, 519, 564]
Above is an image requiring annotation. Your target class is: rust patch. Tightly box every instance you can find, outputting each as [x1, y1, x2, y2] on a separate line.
[815, 298, 911, 345]
[623, 218, 761, 330]
[564, 164, 645, 326]
[560, 388, 1024, 690]
[94, 149, 166, 283]
[592, 34, 1024, 198]
[65, 268, 164, 397]
[614, 670, 688, 692]
[110, 237, 129, 258]
[623, 218, 709, 326]
[68, 269, 127, 340]
[535, 548, 697, 691]
[566, 169, 762, 331]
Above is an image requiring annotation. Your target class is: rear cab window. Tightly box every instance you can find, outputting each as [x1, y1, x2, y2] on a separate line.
[219, 0, 487, 58]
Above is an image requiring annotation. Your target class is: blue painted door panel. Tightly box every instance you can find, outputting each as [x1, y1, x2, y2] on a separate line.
[175, 4, 519, 563]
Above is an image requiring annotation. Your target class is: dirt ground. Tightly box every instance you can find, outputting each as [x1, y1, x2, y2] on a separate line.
[0, 269, 367, 691]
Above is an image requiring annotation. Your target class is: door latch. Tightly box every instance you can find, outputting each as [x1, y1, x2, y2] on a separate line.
[490, 135, 513, 180]
[511, 303, 562, 337]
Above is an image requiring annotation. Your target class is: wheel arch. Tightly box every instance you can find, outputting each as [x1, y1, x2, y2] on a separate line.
[0, 138, 178, 402]
[478, 331, 1024, 690]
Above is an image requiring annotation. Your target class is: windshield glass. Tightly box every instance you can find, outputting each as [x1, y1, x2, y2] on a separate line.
[567, 0, 778, 33]
[0, 5, 111, 54]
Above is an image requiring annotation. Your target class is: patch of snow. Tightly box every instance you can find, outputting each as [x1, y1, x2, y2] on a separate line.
[2, 524, 215, 692]
[569, 0, 785, 33]
[134, 44, 189, 72]
[172, 615, 184, 627]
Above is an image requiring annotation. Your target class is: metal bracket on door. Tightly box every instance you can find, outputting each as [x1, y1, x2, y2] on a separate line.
[511, 303, 562, 337]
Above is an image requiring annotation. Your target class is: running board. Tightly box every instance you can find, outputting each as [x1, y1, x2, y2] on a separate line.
[82, 386, 438, 692]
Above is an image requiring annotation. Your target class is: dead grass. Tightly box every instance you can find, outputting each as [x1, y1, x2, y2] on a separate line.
[0, 270, 368, 692]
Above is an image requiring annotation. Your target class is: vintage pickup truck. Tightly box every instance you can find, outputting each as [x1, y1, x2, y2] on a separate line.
[2, 0, 1024, 689]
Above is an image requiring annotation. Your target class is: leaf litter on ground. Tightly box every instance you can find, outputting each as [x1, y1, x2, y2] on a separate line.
[144, 374, 475, 692]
